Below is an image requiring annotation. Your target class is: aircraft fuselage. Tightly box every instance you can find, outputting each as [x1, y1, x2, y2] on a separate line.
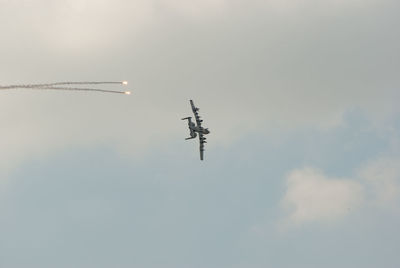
[190, 125, 210, 135]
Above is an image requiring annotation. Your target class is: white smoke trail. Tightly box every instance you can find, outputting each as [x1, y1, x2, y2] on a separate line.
[0, 81, 130, 95]
[28, 81, 128, 87]
[25, 86, 129, 94]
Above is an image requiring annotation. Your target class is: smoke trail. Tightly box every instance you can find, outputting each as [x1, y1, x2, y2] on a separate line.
[0, 81, 127, 89]
[27, 86, 129, 94]
[27, 81, 128, 87]
[0, 81, 130, 95]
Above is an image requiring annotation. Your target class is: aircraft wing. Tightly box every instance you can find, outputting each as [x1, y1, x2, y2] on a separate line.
[199, 133, 206, 160]
[190, 100, 203, 127]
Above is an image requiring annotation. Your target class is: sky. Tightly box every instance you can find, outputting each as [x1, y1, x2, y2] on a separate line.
[0, 0, 399, 267]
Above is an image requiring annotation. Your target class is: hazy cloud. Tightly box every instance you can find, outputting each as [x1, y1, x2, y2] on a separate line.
[282, 167, 364, 225]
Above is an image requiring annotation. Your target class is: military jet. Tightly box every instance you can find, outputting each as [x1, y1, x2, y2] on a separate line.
[182, 100, 210, 160]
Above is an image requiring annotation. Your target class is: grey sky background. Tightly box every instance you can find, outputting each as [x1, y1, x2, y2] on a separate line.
[0, 0, 399, 170]
[0, 0, 399, 267]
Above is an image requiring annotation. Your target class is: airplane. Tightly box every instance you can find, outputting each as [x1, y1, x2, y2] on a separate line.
[182, 100, 210, 160]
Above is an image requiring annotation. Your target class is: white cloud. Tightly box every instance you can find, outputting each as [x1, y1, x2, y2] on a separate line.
[282, 168, 364, 225]
[281, 155, 400, 226]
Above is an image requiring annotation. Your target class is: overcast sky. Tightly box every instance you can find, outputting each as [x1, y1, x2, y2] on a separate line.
[0, 0, 399, 267]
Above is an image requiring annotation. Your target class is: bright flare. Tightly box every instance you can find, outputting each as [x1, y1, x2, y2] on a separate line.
[125, 91, 131, 95]
[122, 81, 128, 85]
